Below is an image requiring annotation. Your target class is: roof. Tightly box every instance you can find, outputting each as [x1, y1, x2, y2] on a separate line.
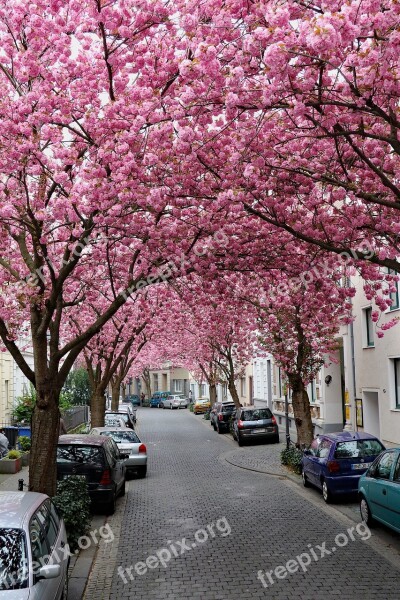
[0, 491, 48, 529]
[321, 431, 381, 442]
[58, 434, 108, 446]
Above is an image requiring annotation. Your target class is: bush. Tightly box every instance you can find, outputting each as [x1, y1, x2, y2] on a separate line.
[13, 384, 72, 424]
[203, 409, 211, 420]
[53, 476, 91, 552]
[189, 403, 194, 412]
[281, 446, 303, 474]
[6, 450, 22, 460]
[18, 436, 31, 452]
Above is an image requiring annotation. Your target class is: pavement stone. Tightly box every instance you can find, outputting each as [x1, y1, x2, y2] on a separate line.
[82, 407, 400, 600]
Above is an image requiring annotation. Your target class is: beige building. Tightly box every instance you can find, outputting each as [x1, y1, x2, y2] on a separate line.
[0, 344, 34, 424]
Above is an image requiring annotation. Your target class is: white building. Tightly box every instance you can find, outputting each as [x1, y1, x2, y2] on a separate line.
[0, 342, 34, 424]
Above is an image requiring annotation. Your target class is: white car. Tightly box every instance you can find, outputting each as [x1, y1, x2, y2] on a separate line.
[89, 427, 147, 478]
[0, 491, 69, 599]
[162, 394, 189, 409]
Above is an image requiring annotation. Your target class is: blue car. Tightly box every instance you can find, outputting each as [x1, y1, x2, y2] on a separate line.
[359, 448, 400, 533]
[125, 394, 140, 406]
[302, 431, 385, 503]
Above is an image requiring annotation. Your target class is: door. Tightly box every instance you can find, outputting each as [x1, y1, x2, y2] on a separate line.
[109, 440, 125, 492]
[384, 453, 400, 532]
[368, 451, 395, 522]
[303, 438, 322, 486]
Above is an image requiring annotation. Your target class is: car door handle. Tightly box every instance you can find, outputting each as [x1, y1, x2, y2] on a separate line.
[382, 489, 387, 495]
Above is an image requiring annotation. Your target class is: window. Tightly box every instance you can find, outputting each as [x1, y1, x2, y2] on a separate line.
[240, 377, 246, 397]
[393, 456, 400, 482]
[388, 268, 399, 310]
[334, 439, 384, 459]
[278, 367, 283, 397]
[153, 374, 159, 391]
[199, 383, 206, 396]
[241, 408, 272, 421]
[173, 379, 183, 393]
[375, 452, 395, 480]
[309, 380, 316, 403]
[57, 445, 104, 465]
[319, 439, 332, 459]
[0, 529, 28, 590]
[364, 307, 374, 347]
[394, 358, 400, 409]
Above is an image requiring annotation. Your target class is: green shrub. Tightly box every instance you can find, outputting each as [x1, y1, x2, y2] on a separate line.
[6, 450, 22, 460]
[189, 403, 194, 412]
[203, 410, 211, 420]
[18, 436, 31, 452]
[281, 446, 303, 474]
[53, 476, 91, 552]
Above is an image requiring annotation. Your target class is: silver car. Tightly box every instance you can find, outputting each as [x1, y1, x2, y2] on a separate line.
[104, 414, 127, 428]
[162, 395, 189, 409]
[0, 491, 69, 599]
[89, 427, 147, 478]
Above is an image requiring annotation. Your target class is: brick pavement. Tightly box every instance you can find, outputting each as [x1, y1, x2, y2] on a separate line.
[83, 407, 400, 600]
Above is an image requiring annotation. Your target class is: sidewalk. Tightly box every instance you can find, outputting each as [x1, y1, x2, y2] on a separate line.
[0, 466, 103, 600]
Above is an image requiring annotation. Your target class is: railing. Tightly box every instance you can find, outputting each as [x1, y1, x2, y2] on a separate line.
[62, 405, 89, 432]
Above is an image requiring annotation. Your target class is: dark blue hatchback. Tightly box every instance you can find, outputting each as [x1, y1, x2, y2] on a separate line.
[302, 431, 385, 503]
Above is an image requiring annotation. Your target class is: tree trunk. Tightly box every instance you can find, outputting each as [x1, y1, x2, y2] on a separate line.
[209, 383, 217, 406]
[91, 389, 106, 428]
[143, 369, 151, 398]
[29, 389, 61, 496]
[121, 382, 126, 400]
[228, 378, 241, 408]
[289, 376, 313, 447]
[111, 379, 121, 411]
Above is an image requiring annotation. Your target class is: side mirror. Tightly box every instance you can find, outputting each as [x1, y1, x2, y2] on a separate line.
[303, 449, 312, 456]
[37, 564, 61, 581]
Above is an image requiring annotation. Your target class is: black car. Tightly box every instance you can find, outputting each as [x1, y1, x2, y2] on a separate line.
[57, 434, 127, 514]
[210, 402, 236, 433]
[232, 407, 279, 446]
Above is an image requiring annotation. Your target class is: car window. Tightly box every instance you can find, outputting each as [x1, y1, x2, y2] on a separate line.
[375, 452, 395, 480]
[220, 405, 236, 413]
[30, 513, 49, 565]
[100, 430, 140, 444]
[0, 528, 29, 590]
[57, 445, 105, 465]
[318, 439, 332, 459]
[334, 439, 384, 459]
[242, 409, 272, 421]
[393, 456, 400, 482]
[36, 500, 58, 552]
[310, 439, 320, 456]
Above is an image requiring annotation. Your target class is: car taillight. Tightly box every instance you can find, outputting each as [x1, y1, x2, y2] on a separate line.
[139, 444, 146, 453]
[327, 461, 340, 473]
[271, 416, 277, 425]
[237, 420, 244, 429]
[218, 414, 223, 421]
[99, 469, 112, 485]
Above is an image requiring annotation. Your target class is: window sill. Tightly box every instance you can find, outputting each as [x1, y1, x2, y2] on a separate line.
[362, 344, 375, 349]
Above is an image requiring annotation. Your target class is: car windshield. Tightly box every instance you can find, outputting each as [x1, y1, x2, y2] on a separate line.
[107, 413, 129, 422]
[242, 409, 272, 421]
[0, 528, 29, 590]
[221, 405, 236, 412]
[100, 431, 140, 444]
[334, 439, 385, 459]
[57, 445, 104, 465]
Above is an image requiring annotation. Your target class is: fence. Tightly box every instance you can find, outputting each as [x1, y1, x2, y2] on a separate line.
[62, 405, 89, 432]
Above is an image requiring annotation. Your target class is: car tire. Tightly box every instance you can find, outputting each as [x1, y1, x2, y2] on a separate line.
[217, 424, 223, 434]
[120, 479, 126, 497]
[273, 435, 280, 443]
[170, 405, 173, 410]
[302, 469, 310, 487]
[322, 479, 332, 503]
[360, 495, 374, 526]
[106, 491, 116, 515]
[237, 434, 243, 447]
[138, 466, 147, 478]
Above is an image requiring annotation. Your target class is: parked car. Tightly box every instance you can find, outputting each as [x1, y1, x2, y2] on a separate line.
[232, 407, 279, 446]
[0, 491, 69, 599]
[125, 394, 140, 406]
[210, 402, 236, 433]
[150, 391, 171, 408]
[193, 397, 211, 414]
[105, 410, 135, 429]
[104, 414, 127, 428]
[57, 434, 127, 514]
[162, 394, 189, 409]
[89, 427, 148, 478]
[359, 447, 400, 532]
[118, 403, 137, 424]
[302, 431, 385, 503]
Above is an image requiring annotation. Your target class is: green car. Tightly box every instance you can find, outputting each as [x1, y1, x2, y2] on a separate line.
[359, 448, 400, 533]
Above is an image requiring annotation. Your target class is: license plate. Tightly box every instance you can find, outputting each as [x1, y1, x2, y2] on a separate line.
[352, 463, 368, 470]
[252, 428, 266, 433]
[64, 474, 87, 480]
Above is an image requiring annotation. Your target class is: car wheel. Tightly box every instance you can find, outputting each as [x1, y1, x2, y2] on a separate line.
[273, 435, 280, 443]
[360, 495, 374, 526]
[170, 405, 173, 410]
[237, 434, 243, 447]
[138, 466, 147, 478]
[217, 424, 223, 434]
[120, 478, 126, 497]
[61, 564, 69, 600]
[322, 479, 332, 503]
[106, 490, 116, 515]
[302, 469, 310, 487]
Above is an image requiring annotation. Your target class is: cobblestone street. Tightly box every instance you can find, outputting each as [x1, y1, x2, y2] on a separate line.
[84, 408, 400, 600]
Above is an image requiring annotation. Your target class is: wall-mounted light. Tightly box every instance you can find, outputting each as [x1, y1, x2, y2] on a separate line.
[383, 389, 386, 393]
[325, 375, 332, 385]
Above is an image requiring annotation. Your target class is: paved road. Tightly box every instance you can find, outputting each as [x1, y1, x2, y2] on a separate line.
[93, 408, 400, 600]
